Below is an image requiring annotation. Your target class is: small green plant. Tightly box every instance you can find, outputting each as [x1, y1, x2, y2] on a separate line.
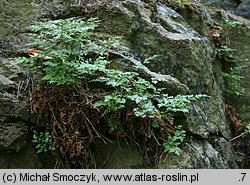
[241, 124, 250, 137]
[217, 45, 236, 62]
[222, 61, 246, 96]
[231, 123, 250, 141]
[163, 125, 186, 156]
[216, 44, 245, 96]
[221, 17, 240, 31]
[32, 130, 55, 153]
[222, 70, 245, 96]
[220, 17, 240, 45]
[93, 68, 206, 119]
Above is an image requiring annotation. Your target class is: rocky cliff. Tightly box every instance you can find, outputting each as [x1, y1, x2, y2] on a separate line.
[201, 0, 250, 19]
[0, 0, 249, 168]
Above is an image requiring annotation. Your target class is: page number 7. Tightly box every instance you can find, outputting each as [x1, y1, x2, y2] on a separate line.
[240, 173, 246, 181]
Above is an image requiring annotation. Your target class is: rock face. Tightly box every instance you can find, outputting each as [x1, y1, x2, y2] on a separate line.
[85, 0, 238, 168]
[0, 144, 41, 169]
[92, 140, 143, 168]
[200, 0, 239, 10]
[0, 0, 250, 168]
[0, 0, 42, 168]
[0, 58, 42, 168]
[225, 14, 250, 167]
[200, 0, 250, 19]
[236, 0, 250, 19]
[227, 19, 250, 124]
[0, 0, 35, 56]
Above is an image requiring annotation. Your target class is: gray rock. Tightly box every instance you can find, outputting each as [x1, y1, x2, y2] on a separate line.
[0, 0, 35, 56]
[0, 75, 15, 87]
[0, 144, 42, 169]
[200, 0, 250, 19]
[220, 14, 250, 126]
[23, 0, 240, 168]
[0, 58, 30, 120]
[92, 140, 143, 168]
[0, 49, 38, 167]
[84, 0, 236, 168]
[0, 121, 28, 152]
[200, 0, 239, 10]
[0, 58, 29, 80]
[0, 60, 40, 167]
[235, 0, 250, 19]
[159, 137, 238, 168]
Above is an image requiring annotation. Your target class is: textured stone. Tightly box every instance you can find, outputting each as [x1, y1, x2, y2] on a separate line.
[0, 144, 42, 169]
[236, 0, 250, 19]
[200, 0, 250, 20]
[200, 0, 239, 10]
[92, 140, 143, 168]
[159, 137, 238, 168]
[0, 58, 30, 121]
[0, 46, 39, 167]
[84, 0, 237, 168]
[227, 20, 250, 123]
[0, 121, 28, 152]
[0, 0, 35, 56]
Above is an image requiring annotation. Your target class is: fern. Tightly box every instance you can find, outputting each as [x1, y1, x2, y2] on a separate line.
[15, 17, 207, 156]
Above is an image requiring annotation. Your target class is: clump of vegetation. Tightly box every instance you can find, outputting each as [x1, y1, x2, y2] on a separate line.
[241, 124, 250, 137]
[231, 123, 250, 141]
[15, 17, 206, 168]
[209, 17, 245, 97]
[211, 16, 248, 157]
[220, 17, 240, 45]
[217, 45, 245, 96]
[217, 45, 236, 62]
[163, 125, 186, 156]
[222, 67, 245, 96]
[32, 130, 55, 154]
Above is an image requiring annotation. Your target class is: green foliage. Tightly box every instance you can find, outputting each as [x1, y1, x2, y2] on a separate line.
[163, 125, 186, 156]
[158, 94, 206, 113]
[32, 130, 55, 153]
[15, 17, 207, 156]
[241, 123, 250, 137]
[221, 17, 240, 32]
[216, 40, 245, 96]
[220, 18, 240, 44]
[93, 61, 205, 155]
[231, 123, 250, 141]
[217, 44, 246, 96]
[93, 69, 206, 120]
[222, 69, 245, 96]
[15, 17, 120, 85]
[217, 45, 236, 62]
